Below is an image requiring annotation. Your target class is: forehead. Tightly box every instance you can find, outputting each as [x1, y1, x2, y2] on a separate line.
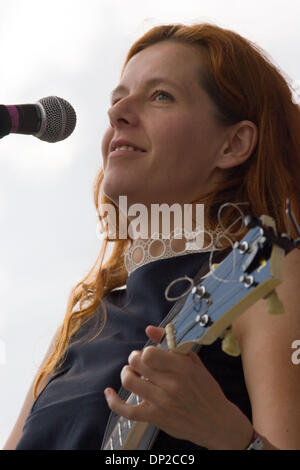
[122, 41, 202, 86]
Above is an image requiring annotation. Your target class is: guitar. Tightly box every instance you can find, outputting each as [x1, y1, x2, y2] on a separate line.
[102, 213, 299, 450]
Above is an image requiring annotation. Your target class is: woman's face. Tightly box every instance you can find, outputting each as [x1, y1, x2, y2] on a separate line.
[101, 40, 229, 209]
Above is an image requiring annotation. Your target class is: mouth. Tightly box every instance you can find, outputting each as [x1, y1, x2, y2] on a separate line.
[109, 144, 147, 158]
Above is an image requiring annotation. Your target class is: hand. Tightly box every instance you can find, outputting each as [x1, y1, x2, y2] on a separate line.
[104, 325, 253, 449]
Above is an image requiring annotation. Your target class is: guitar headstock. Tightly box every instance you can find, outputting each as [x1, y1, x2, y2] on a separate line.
[165, 215, 287, 356]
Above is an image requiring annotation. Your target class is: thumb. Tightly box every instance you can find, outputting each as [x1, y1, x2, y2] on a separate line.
[145, 325, 165, 344]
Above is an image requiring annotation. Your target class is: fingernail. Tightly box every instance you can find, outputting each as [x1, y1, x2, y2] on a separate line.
[104, 388, 111, 399]
[128, 350, 139, 362]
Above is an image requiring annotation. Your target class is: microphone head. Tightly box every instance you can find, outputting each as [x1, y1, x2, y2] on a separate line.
[35, 96, 77, 143]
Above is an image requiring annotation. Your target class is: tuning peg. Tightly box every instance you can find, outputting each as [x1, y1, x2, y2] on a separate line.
[166, 323, 176, 351]
[221, 328, 241, 357]
[244, 215, 261, 228]
[265, 289, 285, 315]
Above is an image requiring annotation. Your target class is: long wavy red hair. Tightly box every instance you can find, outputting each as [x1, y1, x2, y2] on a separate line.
[34, 23, 300, 397]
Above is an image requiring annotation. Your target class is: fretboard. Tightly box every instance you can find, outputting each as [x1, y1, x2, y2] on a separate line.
[103, 393, 145, 450]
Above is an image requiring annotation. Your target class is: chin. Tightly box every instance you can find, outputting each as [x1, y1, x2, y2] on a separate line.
[102, 174, 134, 207]
[102, 178, 120, 206]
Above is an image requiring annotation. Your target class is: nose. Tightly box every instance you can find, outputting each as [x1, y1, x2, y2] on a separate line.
[108, 98, 139, 129]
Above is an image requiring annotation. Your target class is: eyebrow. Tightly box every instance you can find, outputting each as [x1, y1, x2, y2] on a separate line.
[110, 77, 184, 102]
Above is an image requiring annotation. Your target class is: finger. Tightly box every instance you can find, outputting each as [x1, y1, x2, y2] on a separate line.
[120, 364, 164, 405]
[128, 350, 169, 387]
[145, 325, 165, 344]
[141, 345, 193, 374]
[104, 387, 157, 423]
[128, 350, 147, 375]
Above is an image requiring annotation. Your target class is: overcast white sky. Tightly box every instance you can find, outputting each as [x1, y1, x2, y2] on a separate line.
[1, 0, 300, 449]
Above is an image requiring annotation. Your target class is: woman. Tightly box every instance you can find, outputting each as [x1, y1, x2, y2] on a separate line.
[4, 23, 300, 450]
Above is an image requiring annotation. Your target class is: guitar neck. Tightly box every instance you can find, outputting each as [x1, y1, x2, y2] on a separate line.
[103, 393, 157, 450]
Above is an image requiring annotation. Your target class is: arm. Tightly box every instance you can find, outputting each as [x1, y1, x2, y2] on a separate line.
[3, 326, 61, 450]
[232, 247, 300, 450]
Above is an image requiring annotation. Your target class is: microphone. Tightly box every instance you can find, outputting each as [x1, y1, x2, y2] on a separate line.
[0, 96, 77, 143]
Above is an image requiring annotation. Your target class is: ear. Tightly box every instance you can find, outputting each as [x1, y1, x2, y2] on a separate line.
[217, 120, 258, 170]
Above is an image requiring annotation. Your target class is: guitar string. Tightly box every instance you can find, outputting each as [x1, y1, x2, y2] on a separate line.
[173, 226, 261, 326]
[173, 242, 269, 350]
[172, 259, 245, 338]
[162, 236, 238, 306]
[188, 226, 262, 318]
[170, 226, 261, 335]
[165, 217, 254, 308]
[161, 233, 261, 349]
[174, 276, 245, 342]
[168, 240, 245, 327]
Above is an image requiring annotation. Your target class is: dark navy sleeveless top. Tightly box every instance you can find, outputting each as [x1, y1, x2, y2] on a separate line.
[16, 252, 252, 450]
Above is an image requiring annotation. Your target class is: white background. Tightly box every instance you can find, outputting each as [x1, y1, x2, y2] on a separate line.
[0, 0, 299, 449]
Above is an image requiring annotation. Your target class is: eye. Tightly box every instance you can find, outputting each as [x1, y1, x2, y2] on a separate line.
[110, 89, 173, 107]
[153, 90, 173, 102]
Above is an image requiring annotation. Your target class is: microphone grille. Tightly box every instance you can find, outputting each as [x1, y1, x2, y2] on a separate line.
[35, 96, 77, 143]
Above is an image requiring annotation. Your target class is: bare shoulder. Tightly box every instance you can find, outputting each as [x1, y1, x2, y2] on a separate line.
[233, 247, 300, 340]
[231, 248, 300, 449]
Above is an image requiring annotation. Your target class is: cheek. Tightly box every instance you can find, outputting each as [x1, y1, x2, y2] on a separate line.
[153, 113, 204, 149]
[171, 118, 216, 162]
[155, 118, 200, 163]
[151, 116, 186, 156]
[152, 115, 218, 191]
